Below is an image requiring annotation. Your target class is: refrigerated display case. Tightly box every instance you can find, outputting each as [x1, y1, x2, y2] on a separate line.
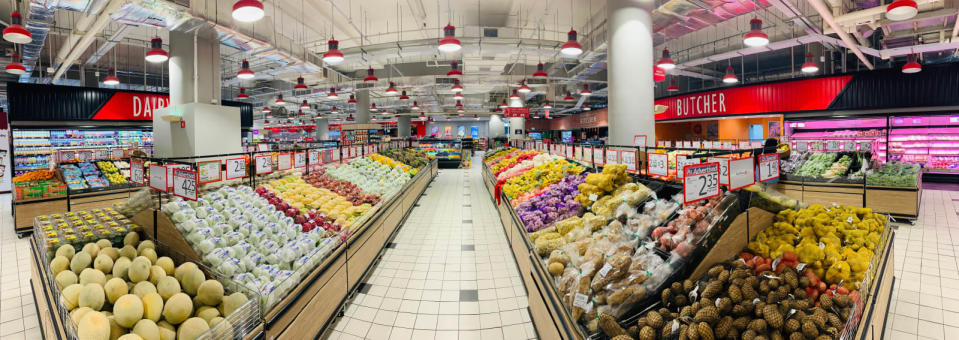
[416, 139, 463, 167]
[12, 129, 151, 176]
[784, 117, 886, 161]
[888, 115, 959, 173]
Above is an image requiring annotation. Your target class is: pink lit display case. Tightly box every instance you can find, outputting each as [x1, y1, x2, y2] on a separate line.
[784, 117, 887, 161]
[889, 115, 959, 173]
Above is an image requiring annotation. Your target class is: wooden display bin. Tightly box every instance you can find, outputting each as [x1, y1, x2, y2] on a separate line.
[802, 182, 864, 208]
[866, 185, 920, 219]
[774, 180, 803, 201]
[14, 198, 68, 233]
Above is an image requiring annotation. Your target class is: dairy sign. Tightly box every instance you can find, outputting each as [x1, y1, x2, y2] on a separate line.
[91, 92, 170, 121]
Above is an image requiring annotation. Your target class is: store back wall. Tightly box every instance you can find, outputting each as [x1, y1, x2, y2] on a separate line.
[425, 121, 488, 138]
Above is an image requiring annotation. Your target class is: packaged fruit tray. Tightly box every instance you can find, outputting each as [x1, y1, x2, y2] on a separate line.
[31, 228, 261, 340]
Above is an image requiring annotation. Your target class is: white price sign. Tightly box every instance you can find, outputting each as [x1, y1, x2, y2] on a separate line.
[573, 147, 582, 161]
[294, 152, 306, 168]
[750, 141, 762, 148]
[797, 141, 808, 152]
[621, 150, 638, 173]
[647, 153, 668, 176]
[594, 148, 605, 166]
[77, 150, 93, 162]
[197, 160, 221, 184]
[633, 135, 647, 147]
[739, 141, 751, 149]
[277, 153, 292, 170]
[583, 147, 594, 164]
[308, 150, 319, 165]
[254, 155, 273, 175]
[676, 156, 700, 179]
[331, 149, 341, 161]
[130, 161, 144, 185]
[722, 142, 733, 150]
[665, 141, 672, 147]
[861, 140, 873, 151]
[172, 168, 198, 201]
[728, 158, 756, 191]
[225, 158, 246, 180]
[683, 163, 720, 204]
[844, 141, 855, 152]
[148, 164, 167, 192]
[605, 149, 619, 165]
[111, 148, 124, 159]
[565, 145, 573, 159]
[758, 153, 780, 182]
[257, 144, 269, 151]
[95, 149, 109, 160]
[826, 140, 839, 152]
[692, 141, 701, 149]
[165, 164, 190, 189]
[708, 157, 730, 186]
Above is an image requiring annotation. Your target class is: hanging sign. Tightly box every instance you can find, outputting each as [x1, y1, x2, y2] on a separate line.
[676, 156, 701, 179]
[758, 153, 780, 182]
[728, 157, 755, 191]
[691, 141, 701, 149]
[647, 153, 668, 176]
[130, 160, 144, 185]
[331, 148, 341, 162]
[225, 158, 246, 180]
[172, 168, 198, 201]
[574, 146, 582, 161]
[536, 141, 543, 151]
[277, 153, 292, 170]
[843, 141, 855, 151]
[565, 145, 573, 159]
[683, 162, 720, 204]
[657, 141, 665, 147]
[826, 140, 839, 152]
[750, 141, 762, 148]
[111, 148, 124, 159]
[148, 164, 167, 192]
[294, 152, 307, 168]
[633, 135, 647, 147]
[708, 157, 731, 186]
[605, 148, 619, 165]
[503, 107, 530, 118]
[95, 149, 109, 160]
[621, 149, 638, 173]
[197, 160, 221, 184]
[165, 164, 190, 189]
[739, 141, 750, 149]
[254, 155, 273, 175]
[797, 141, 808, 152]
[583, 147, 594, 164]
[594, 148, 605, 166]
[308, 150, 319, 165]
[703, 141, 713, 149]
[77, 150, 93, 162]
[861, 140, 873, 151]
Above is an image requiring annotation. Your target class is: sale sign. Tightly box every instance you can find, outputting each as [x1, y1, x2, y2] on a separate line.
[594, 148, 605, 166]
[675, 156, 700, 179]
[197, 160, 221, 184]
[605, 148, 619, 165]
[757, 153, 780, 182]
[683, 162, 720, 204]
[130, 160, 144, 185]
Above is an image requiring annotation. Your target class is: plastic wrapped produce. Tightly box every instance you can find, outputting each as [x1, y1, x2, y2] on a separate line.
[516, 174, 585, 232]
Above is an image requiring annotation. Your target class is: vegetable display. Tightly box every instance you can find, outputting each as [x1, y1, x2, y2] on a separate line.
[821, 155, 852, 179]
[326, 157, 411, 197]
[501, 158, 584, 202]
[377, 148, 430, 168]
[865, 162, 920, 187]
[515, 174, 585, 232]
[13, 169, 57, 182]
[302, 169, 380, 206]
[794, 153, 837, 177]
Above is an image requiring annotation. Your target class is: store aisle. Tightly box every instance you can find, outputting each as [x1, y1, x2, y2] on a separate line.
[323, 156, 537, 340]
[0, 194, 42, 339]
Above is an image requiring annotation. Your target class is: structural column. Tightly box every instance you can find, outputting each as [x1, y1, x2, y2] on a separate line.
[396, 115, 411, 137]
[507, 94, 526, 141]
[169, 29, 221, 106]
[315, 118, 330, 140]
[607, 0, 655, 146]
[488, 114, 504, 138]
[355, 89, 371, 124]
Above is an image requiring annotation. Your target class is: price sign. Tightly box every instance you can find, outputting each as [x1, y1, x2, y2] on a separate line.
[739, 141, 751, 149]
[172, 168, 198, 201]
[225, 158, 246, 180]
[277, 153, 292, 170]
[583, 147, 594, 164]
[633, 135, 647, 147]
[826, 141, 839, 152]
[676, 156, 701, 179]
[254, 155, 273, 175]
[751, 141, 762, 148]
[723, 142, 733, 150]
[197, 160, 221, 184]
[575, 147, 584, 161]
[647, 153, 668, 176]
[130, 161, 144, 185]
[843, 141, 855, 151]
[703, 141, 713, 149]
[294, 152, 307, 168]
[708, 157, 731, 186]
[657, 141, 665, 147]
[665, 141, 672, 147]
[95, 149, 109, 160]
[728, 157, 755, 191]
[536, 141, 543, 151]
[77, 150, 93, 162]
[797, 141, 808, 152]
[148, 164, 167, 192]
[605, 148, 619, 165]
[331, 149, 341, 161]
[692, 141, 701, 149]
[165, 164, 190, 189]
[111, 148, 124, 159]
[861, 140, 873, 151]
[565, 145, 573, 159]
[683, 163, 720, 204]
[758, 153, 780, 182]
[257, 144, 269, 151]
[308, 150, 319, 165]
[594, 148, 605, 166]
[621, 150, 638, 173]
[685, 141, 694, 148]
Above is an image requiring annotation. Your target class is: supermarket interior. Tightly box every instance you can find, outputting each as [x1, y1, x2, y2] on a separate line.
[2, 0, 959, 339]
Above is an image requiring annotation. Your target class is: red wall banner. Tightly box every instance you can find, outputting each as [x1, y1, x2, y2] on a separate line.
[504, 107, 530, 118]
[91, 92, 170, 120]
[654, 75, 852, 121]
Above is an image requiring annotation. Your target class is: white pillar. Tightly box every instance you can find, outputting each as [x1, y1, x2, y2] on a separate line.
[169, 29, 221, 106]
[397, 116, 411, 137]
[488, 114, 504, 138]
[607, 0, 656, 146]
[508, 118, 525, 140]
[315, 118, 329, 140]
[355, 89, 370, 124]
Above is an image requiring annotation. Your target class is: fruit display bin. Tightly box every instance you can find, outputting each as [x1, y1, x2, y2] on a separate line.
[128, 158, 438, 339]
[482, 149, 896, 340]
[13, 183, 142, 236]
[773, 178, 920, 220]
[29, 229, 262, 340]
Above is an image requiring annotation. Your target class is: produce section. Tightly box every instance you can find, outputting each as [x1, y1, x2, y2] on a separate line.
[416, 139, 465, 167]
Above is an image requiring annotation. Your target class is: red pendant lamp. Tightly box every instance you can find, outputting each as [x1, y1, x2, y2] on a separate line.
[370, 103, 378, 112]
[561, 29, 583, 56]
[419, 112, 426, 120]
[722, 66, 739, 84]
[801, 53, 819, 73]
[509, 89, 520, 99]
[657, 48, 676, 70]
[262, 107, 271, 113]
[346, 114, 355, 121]
[563, 91, 574, 101]
[533, 62, 548, 77]
[453, 92, 464, 100]
[322, 38, 345, 64]
[347, 94, 357, 103]
[543, 102, 552, 109]
[237, 88, 249, 99]
[275, 94, 286, 104]
[237, 59, 254, 79]
[457, 108, 465, 114]
[364, 67, 378, 83]
[331, 106, 339, 114]
[450, 78, 464, 93]
[427, 116, 434, 122]
[474, 114, 479, 119]
[385, 82, 398, 95]
[582, 105, 591, 111]
[300, 100, 309, 109]
[667, 79, 679, 92]
[296, 109, 305, 116]
[145, 38, 168, 63]
[103, 68, 120, 85]
[411, 101, 421, 110]
[447, 61, 463, 77]
[499, 100, 507, 109]
[232, 0, 264, 22]
[399, 90, 410, 100]
[886, 0, 918, 20]
[902, 54, 922, 73]
[3, 12, 31, 44]
[294, 76, 307, 90]
[438, 24, 462, 52]
[518, 80, 531, 94]
[743, 18, 769, 47]
[455, 100, 464, 109]
[327, 87, 339, 99]
[579, 84, 591, 96]
[5, 53, 26, 75]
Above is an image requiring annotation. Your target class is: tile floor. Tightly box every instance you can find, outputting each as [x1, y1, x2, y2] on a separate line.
[323, 156, 537, 340]
[4, 162, 959, 340]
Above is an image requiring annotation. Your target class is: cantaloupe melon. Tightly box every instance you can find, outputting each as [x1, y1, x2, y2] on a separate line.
[180, 268, 205, 295]
[94, 254, 114, 273]
[161, 293, 192, 325]
[112, 257, 132, 279]
[70, 306, 93, 326]
[56, 244, 76, 259]
[195, 280, 223, 306]
[156, 276, 180, 301]
[132, 319, 160, 340]
[139, 248, 158, 265]
[155, 257, 175, 275]
[117, 334, 143, 340]
[174, 262, 198, 282]
[78, 311, 111, 340]
[219, 292, 248, 316]
[112, 294, 143, 328]
[51, 255, 70, 276]
[131, 281, 157, 298]
[124, 232, 139, 247]
[128, 256, 152, 283]
[148, 265, 166, 285]
[175, 317, 210, 340]
[55, 270, 78, 290]
[209, 317, 234, 339]
[136, 240, 155, 253]
[104, 278, 128, 304]
[79, 268, 107, 286]
[157, 320, 175, 331]
[96, 239, 112, 250]
[71, 252, 92, 274]
[82, 243, 101, 258]
[195, 306, 219, 323]
[62, 284, 82, 310]
[100, 247, 120, 261]
[78, 283, 106, 310]
[107, 315, 124, 340]
[141, 292, 163, 322]
[120, 245, 137, 259]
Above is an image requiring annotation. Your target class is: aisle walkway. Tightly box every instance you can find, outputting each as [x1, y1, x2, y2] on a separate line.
[324, 156, 537, 340]
[0, 194, 43, 339]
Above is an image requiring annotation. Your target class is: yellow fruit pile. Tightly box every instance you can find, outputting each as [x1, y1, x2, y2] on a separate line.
[265, 176, 370, 228]
[501, 159, 583, 200]
[490, 150, 539, 174]
[484, 148, 517, 166]
[574, 164, 629, 206]
[370, 154, 415, 175]
[748, 204, 885, 290]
